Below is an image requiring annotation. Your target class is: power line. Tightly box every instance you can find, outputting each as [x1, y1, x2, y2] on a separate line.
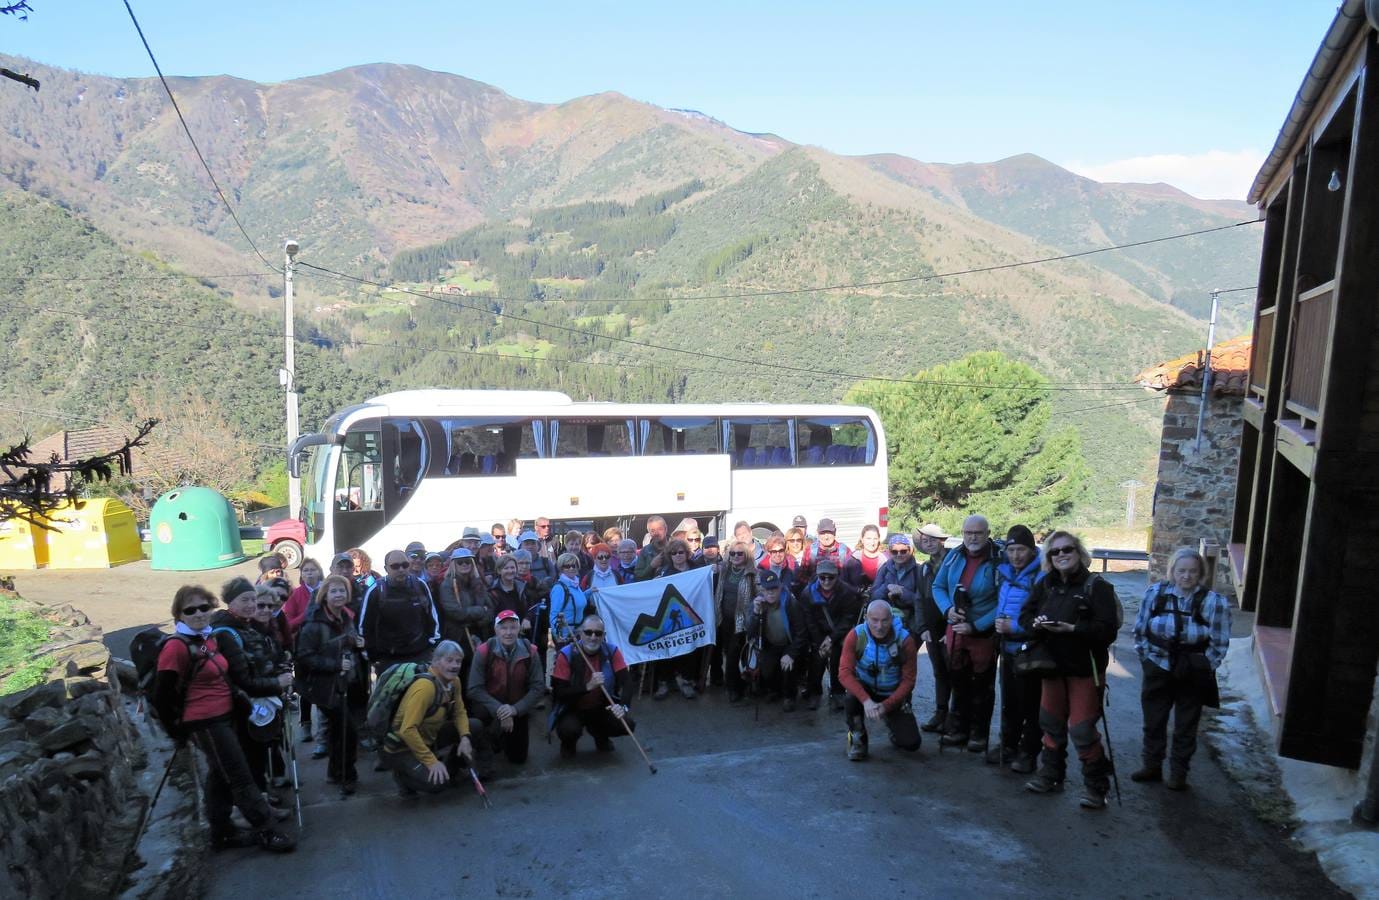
[374, 219, 1263, 305]
[0, 272, 269, 282]
[120, 0, 278, 274]
[297, 262, 1147, 392]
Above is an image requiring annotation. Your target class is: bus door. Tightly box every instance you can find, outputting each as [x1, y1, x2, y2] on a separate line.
[332, 418, 427, 551]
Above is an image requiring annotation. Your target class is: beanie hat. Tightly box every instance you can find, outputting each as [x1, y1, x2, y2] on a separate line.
[1006, 525, 1037, 550]
[221, 576, 255, 604]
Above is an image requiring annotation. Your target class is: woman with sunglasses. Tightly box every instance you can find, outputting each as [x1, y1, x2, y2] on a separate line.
[296, 574, 367, 793]
[581, 542, 624, 591]
[757, 531, 797, 598]
[438, 548, 494, 651]
[1018, 530, 1121, 810]
[650, 538, 703, 700]
[542, 552, 595, 655]
[715, 540, 759, 702]
[153, 586, 295, 852]
[209, 578, 296, 807]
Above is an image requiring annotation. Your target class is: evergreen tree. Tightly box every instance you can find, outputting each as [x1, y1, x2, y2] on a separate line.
[845, 351, 1087, 533]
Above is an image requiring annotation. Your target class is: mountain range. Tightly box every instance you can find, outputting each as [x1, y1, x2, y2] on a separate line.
[0, 55, 1263, 522]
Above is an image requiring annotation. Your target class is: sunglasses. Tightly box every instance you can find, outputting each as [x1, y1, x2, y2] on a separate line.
[729, 551, 746, 558]
[595, 554, 610, 561]
[890, 547, 910, 554]
[255, 602, 277, 610]
[670, 549, 687, 556]
[561, 562, 580, 569]
[818, 574, 836, 580]
[581, 629, 605, 637]
[181, 603, 214, 615]
[1048, 546, 1078, 557]
[686, 536, 701, 542]
[768, 548, 786, 554]
[388, 562, 410, 570]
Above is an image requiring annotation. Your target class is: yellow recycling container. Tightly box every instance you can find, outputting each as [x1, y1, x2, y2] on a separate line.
[44, 498, 143, 569]
[0, 507, 51, 569]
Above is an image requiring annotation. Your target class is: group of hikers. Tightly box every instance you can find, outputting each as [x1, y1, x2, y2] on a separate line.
[148, 512, 1232, 853]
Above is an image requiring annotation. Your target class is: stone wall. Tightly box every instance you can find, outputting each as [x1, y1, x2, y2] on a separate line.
[0, 592, 200, 899]
[1149, 390, 1242, 596]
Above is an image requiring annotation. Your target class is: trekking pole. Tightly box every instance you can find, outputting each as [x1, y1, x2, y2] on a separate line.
[467, 765, 493, 809]
[282, 713, 304, 827]
[130, 744, 181, 849]
[572, 643, 658, 775]
[986, 634, 1002, 765]
[1091, 651, 1123, 807]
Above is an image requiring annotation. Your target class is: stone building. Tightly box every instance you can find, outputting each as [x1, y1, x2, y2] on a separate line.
[1135, 334, 1251, 596]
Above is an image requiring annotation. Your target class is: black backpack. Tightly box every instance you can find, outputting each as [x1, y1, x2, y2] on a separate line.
[129, 627, 206, 738]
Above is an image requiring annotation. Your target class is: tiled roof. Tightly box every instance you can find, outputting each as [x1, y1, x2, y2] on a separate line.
[27, 425, 188, 475]
[1135, 334, 1253, 396]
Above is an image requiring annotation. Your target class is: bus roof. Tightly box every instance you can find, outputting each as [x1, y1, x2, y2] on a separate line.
[348, 389, 877, 422]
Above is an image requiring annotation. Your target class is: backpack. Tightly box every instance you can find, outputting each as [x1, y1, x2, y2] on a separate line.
[362, 661, 445, 742]
[852, 613, 905, 660]
[1060, 573, 1120, 630]
[129, 628, 205, 738]
[1149, 584, 1209, 628]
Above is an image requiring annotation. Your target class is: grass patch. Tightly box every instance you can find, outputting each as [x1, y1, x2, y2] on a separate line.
[0, 595, 56, 696]
[484, 340, 553, 359]
[139, 538, 263, 558]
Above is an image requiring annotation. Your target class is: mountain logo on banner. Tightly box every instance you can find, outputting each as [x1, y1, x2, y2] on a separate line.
[628, 584, 704, 646]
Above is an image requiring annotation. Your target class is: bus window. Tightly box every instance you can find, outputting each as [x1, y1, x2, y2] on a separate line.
[723, 417, 792, 468]
[436, 417, 544, 475]
[553, 419, 635, 458]
[638, 417, 720, 455]
[389, 418, 428, 497]
[796, 416, 876, 466]
[337, 429, 383, 510]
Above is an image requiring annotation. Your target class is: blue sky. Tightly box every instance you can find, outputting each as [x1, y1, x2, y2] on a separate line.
[2, 0, 1340, 198]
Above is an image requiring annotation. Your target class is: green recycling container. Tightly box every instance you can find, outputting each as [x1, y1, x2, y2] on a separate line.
[149, 487, 246, 571]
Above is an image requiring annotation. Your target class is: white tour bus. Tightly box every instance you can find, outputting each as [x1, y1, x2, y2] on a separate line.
[288, 389, 889, 564]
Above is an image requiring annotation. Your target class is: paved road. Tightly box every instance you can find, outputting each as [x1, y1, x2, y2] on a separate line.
[188, 572, 1337, 899]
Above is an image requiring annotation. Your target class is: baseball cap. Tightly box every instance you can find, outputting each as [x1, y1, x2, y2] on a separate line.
[816, 517, 836, 534]
[449, 548, 475, 561]
[815, 559, 839, 575]
[494, 609, 520, 627]
[702, 535, 719, 549]
[918, 523, 949, 540]
[759, 570, 781, 590]
[479, 533, 496, 546]
[791, 515, 808, 528]
[332, 552, 353, 566]
[886, 533, 913, 547]
[518, 530, 539, 544]
[424, 551, 445, 563]
[405, 541, 425, 558]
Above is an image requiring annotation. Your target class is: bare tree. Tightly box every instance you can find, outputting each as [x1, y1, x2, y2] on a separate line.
[0, 420, 156, 527]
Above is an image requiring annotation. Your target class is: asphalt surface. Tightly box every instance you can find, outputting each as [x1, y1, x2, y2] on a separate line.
[195, 572, 1337, 900]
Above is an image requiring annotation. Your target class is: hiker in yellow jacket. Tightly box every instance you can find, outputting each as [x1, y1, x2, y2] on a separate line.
[381, 640, 474, 796]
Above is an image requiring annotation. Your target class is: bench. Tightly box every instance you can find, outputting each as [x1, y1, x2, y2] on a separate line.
[1089, 548, 1149, 572]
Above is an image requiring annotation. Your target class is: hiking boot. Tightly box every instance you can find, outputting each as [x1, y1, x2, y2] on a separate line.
[257, 828, 297, 853]
[806, 693, 820, 711]
[1131, 765, 1163, 783]
[595, 735, 615, 753]
[677, 677, 697, 700]
[1165, 770, 1189, 791]
[966, 736, 988, 754]
[299, 731, 315, 744]
[782, 696, 796, 712]
[1009, 752, 1037, 774]
[939, 731, 969, 747]
[847, 731, 868, 761]
[559, 739, 577, 759]
[1079, 787, 1109, 810]
[920, 711, 946, 733]
[1024, 773, 1065, 794]
[985, 745, 1013, 765]
[341, 778, 357, 796]
[211, 828, 259, 851]
[312, 743, 329, 760]
[653, 682, 671, 701]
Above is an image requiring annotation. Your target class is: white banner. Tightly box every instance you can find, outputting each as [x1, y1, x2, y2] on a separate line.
[589, 566, 717, 665]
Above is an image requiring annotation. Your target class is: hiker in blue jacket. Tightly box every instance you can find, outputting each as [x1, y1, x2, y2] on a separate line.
[747, 570, 808, 711]
[932, 515, 1002, 752]
[992, 525, 1044, 772]
[870, 533, 922, 618]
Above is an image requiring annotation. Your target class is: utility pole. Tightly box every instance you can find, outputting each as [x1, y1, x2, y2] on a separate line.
[1194, 289, 1220, 451]
[283, 239, 301, 519]
[1121, 479, 1144, 529]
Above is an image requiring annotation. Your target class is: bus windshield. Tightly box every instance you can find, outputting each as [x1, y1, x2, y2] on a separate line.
[299, 443, 332, 545]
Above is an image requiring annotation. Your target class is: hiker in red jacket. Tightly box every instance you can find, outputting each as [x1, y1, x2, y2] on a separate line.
[838, 599, 921, 760]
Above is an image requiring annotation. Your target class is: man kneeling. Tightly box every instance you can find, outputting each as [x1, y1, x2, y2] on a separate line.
[467, 610, 544, 764]
[838, 600, 921, 760]
[380, 640, 474, 794]
[550, 615, 634, 758]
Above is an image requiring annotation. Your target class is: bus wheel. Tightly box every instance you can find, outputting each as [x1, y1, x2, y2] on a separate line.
[274, 539, 304, 569]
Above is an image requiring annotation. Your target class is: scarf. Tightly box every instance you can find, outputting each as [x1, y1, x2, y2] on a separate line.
[175, 620, 212, 639]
